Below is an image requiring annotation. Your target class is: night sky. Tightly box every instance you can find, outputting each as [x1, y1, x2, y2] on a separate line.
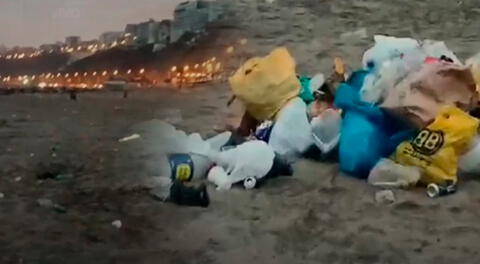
[0, 0, 185, 48]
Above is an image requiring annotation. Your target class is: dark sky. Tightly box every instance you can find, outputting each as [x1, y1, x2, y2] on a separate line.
[0, 0, 185, 48]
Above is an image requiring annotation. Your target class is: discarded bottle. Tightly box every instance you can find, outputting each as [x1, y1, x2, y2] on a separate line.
[243, 177, 257, 190]
[426, 182, 457, 198]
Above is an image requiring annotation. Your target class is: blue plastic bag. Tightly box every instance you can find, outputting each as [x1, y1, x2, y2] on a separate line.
[335, 70, 414, 178]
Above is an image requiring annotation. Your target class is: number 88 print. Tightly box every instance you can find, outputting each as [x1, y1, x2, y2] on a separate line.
[411, 129, 444, 156]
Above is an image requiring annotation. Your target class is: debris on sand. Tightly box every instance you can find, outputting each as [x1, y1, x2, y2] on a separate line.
[112, 220, 122, 229]
[37, 198, 67, 213]
[37, 198, 54, 208]
[375, 190, 395, 204]
[35, 160, 84, 180]
[118, 134, 141, 142]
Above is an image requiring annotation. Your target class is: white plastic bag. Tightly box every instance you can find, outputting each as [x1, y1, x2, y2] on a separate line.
[269, 97, 313, 159]
[207, 166, 232, 190]
[362, 35, 420, 69]
[311, 109, 341, 154]
[422, 40, 461, 65]
[131, 120, 231, 179]
[207, 140, 275, 190]
[308, 73, 325, 94]
[360, 35, 461, 104]
[360, 36, 424, 103]
[360, 58, 418, 103]
[458, 136, 480, 175]
[368, 158, 421, 188]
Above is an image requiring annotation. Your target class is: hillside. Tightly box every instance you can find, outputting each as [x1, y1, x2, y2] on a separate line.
[225, 0, 480, 73]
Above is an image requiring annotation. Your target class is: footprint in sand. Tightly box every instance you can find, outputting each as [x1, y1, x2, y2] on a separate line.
[157, 108, 183, 125]
[357, 224, 387, 235]
[394, 200, 422, 211]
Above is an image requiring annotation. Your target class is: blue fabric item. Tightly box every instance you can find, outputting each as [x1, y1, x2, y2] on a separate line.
[255, 124, 274, 142]
[334, 70, 415, 178]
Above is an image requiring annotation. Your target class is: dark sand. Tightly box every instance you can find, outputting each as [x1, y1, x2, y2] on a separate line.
[1, 86, 480, 264]
[3, 0, 480, 263]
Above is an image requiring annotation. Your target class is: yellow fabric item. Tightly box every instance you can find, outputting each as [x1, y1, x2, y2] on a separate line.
[393, 106, 479, 185]
[229, 47, 301, 121]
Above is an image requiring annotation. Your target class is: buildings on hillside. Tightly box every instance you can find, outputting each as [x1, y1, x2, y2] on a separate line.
[0, 45, 8, 55]
[171, 0, 224, 42]
[99, 32, 124, 45]
[125, 19, 171, 47]
[124, 0, 224, 47]
[6, 0, 224, 58]
[9, 46, 36, 54]
[65, 36, 81, 46]
[39, 43, 62, 52]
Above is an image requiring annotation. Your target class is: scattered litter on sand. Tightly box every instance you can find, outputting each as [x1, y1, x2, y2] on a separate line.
[375, 190, 395, 204]
[112, 220, 122, 229]
[118, 134, 141, 142]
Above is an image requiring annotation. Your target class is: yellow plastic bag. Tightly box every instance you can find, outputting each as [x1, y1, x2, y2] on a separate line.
[229, 47, 301, 121]
[393, 106, 479, 184]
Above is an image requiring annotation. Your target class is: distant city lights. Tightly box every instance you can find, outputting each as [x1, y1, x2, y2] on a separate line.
[0, 37, 246, 91]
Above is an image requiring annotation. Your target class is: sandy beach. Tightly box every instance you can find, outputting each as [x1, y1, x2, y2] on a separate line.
[0, 84, 480, 263]
[2, 0, 480, 263]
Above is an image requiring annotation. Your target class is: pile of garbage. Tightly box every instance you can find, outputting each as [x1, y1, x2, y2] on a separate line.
[122, 35, 480, 207]
[335, 35, 480, 198]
